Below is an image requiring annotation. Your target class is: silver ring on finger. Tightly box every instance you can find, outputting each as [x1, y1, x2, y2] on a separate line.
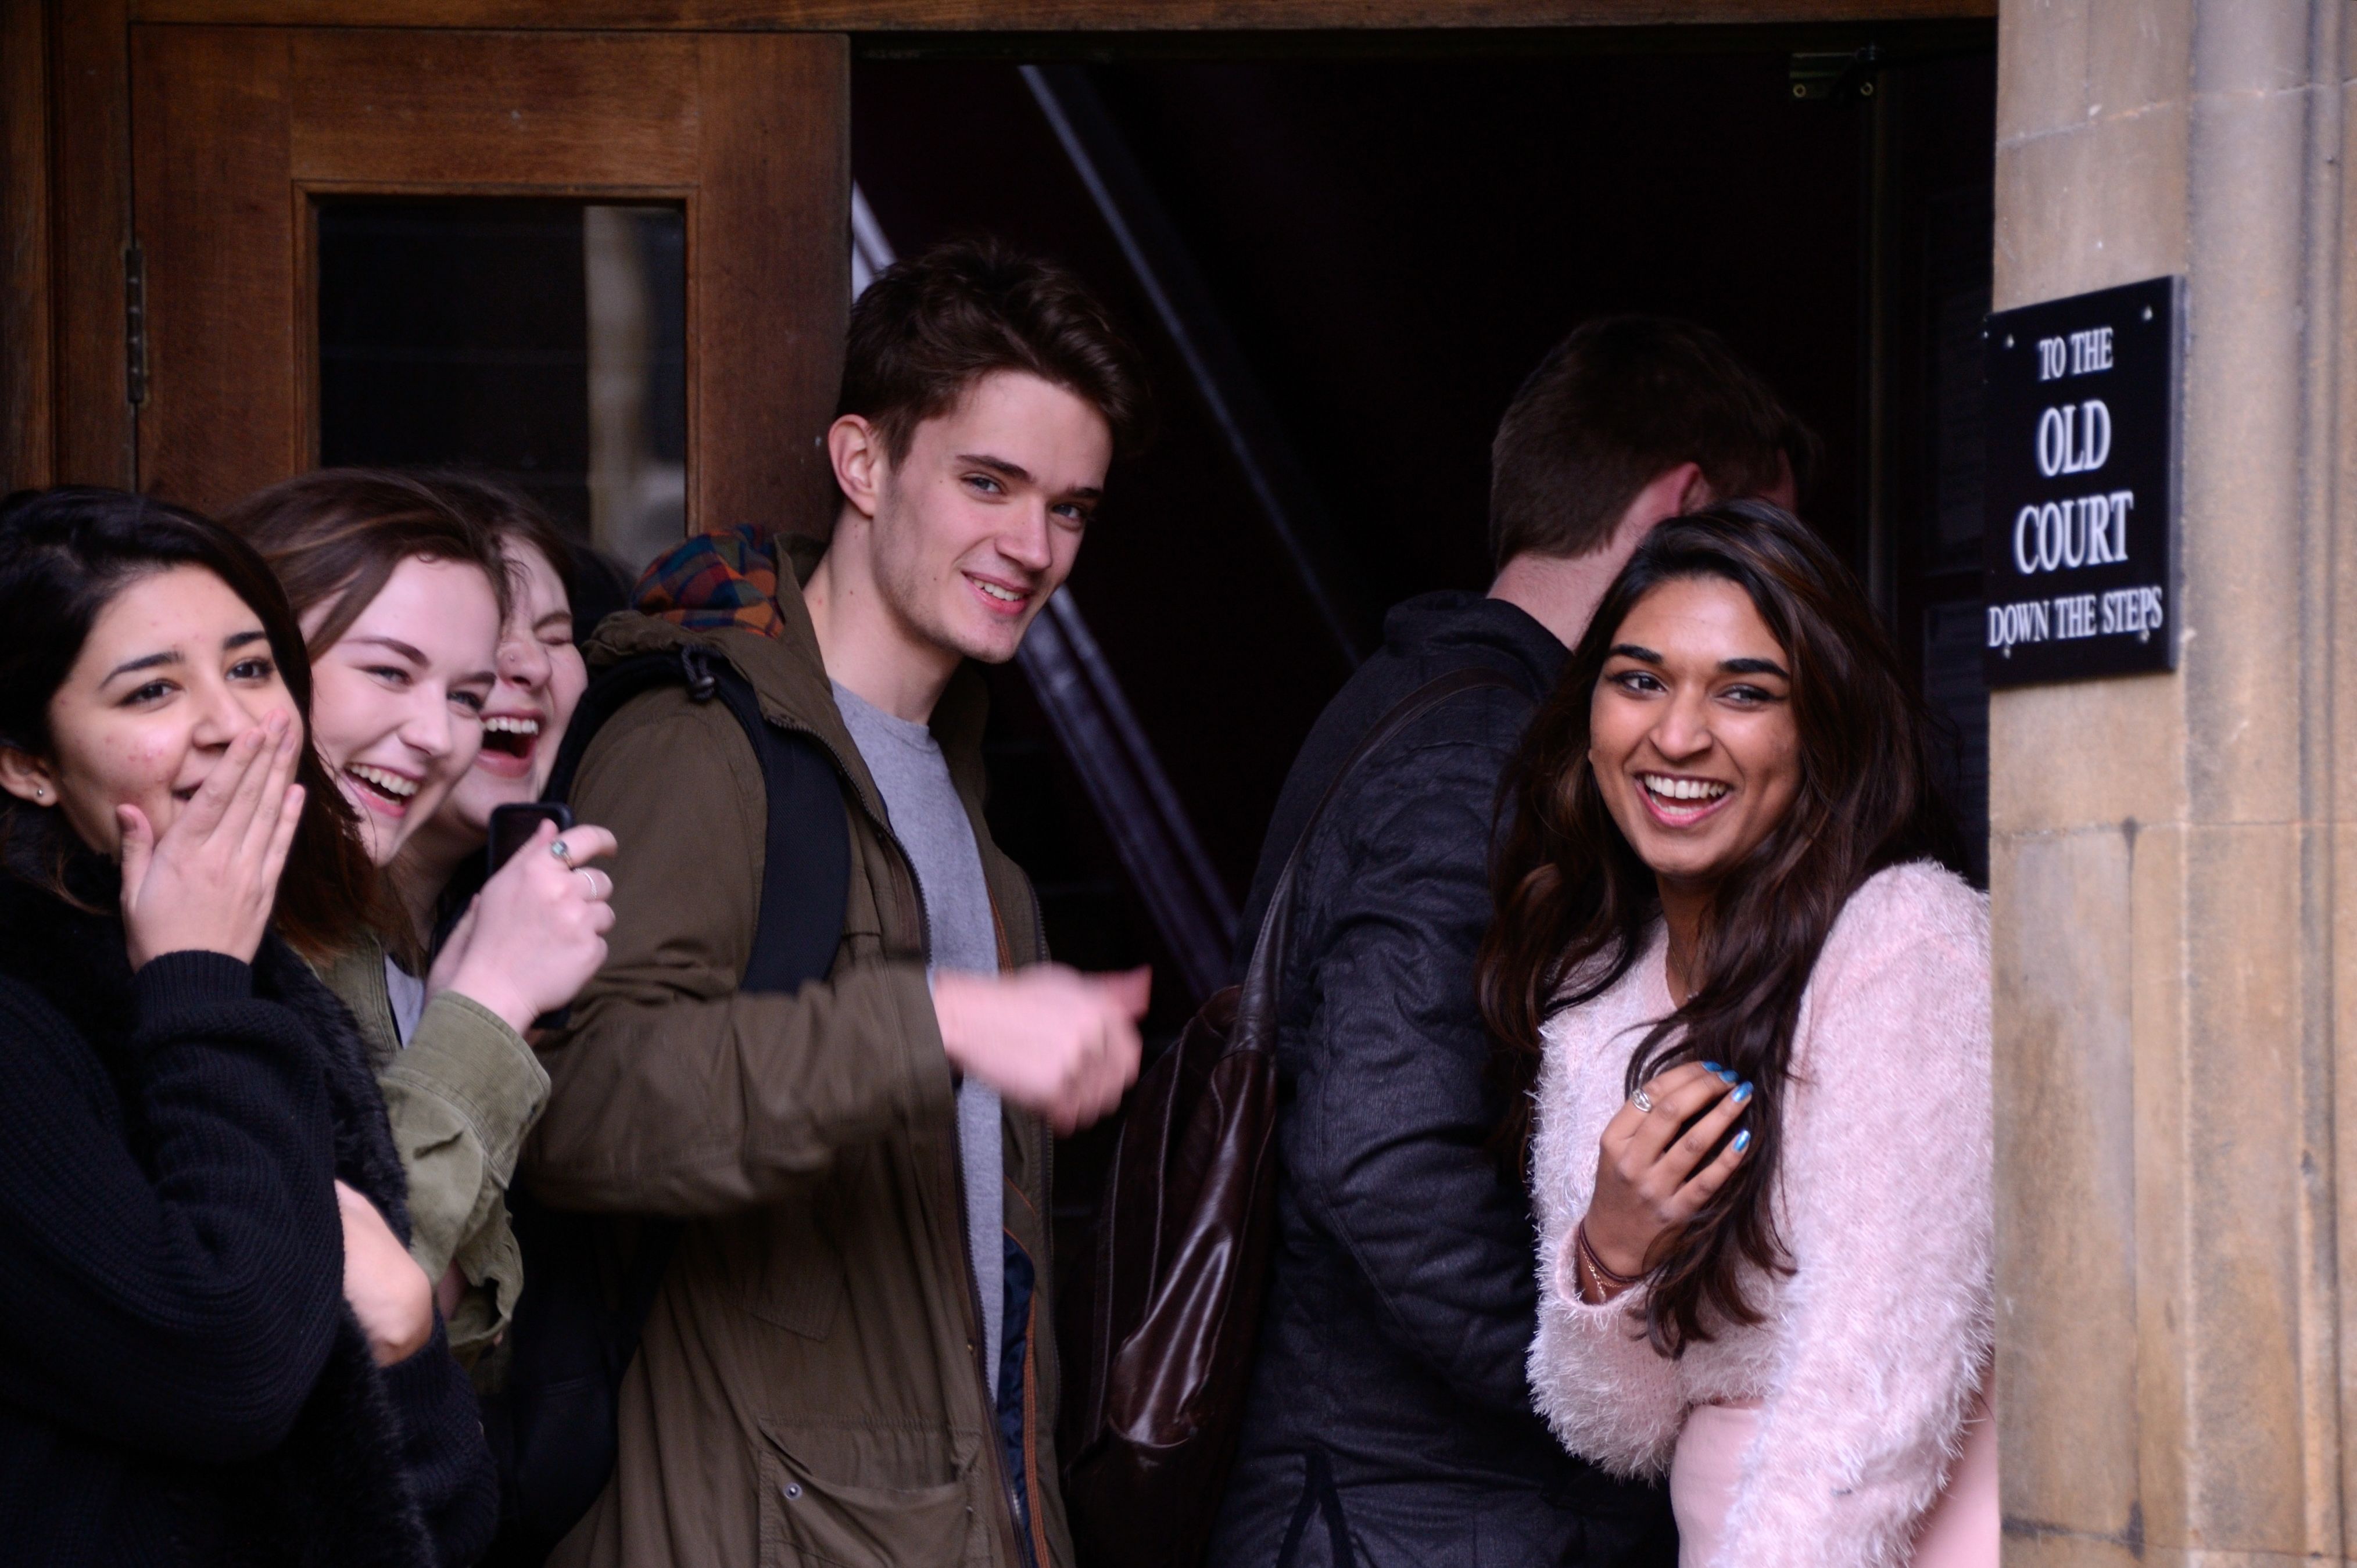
[576, 867, 605, 899]
[550, 837, 575, 866]
[1631, 1087, 1654, 1113]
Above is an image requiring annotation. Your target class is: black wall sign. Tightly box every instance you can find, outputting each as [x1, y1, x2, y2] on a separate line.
[1983, 275, 2181, 686]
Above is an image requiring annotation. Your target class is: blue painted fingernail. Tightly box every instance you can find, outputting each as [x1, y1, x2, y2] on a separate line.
[1702, 1061, 1723, 1074]
[1715, 1068, 1739, 1084]
[1733, 1129, 1751, 1154]
[1733, 1082, 1753, 1104]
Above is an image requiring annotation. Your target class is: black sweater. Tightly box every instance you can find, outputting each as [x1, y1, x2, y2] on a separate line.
[0, 861, 499, 1566]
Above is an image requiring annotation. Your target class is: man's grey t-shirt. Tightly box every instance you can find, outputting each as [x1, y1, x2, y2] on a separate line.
[832, 681, 1005, 1383]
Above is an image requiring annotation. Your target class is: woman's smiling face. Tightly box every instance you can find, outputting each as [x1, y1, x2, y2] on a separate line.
[1589, 574, 1803, 894]
[0, 564, 300, 856]
[305, 554, 500, 867]
[438, 539, 585, 838]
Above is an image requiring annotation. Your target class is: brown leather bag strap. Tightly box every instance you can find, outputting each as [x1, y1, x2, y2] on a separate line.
[1229, 663, 1521, 1043]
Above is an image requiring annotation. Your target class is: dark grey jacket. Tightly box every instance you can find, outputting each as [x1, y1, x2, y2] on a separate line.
[1207, 593, 1674, 1568]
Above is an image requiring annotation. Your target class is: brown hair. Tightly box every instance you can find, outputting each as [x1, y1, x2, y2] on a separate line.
[837, 238, 1151, 469]
[413, 469, 578, 619]
[0, 486, 378, 958]
[1477, 501, 1961, 1355]
[1488, 316, 1815, 569]
[222, 468, 510, 657]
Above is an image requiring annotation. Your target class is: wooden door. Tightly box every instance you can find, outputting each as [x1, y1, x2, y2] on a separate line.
[128, 24, 847, 534]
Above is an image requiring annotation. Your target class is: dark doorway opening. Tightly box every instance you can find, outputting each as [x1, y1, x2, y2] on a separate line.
[850, 37, 1994, 1029]
[846, 35, 1996, 1311]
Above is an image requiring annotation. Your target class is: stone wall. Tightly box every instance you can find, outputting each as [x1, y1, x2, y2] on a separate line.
[1991, 2, 2353, 1562]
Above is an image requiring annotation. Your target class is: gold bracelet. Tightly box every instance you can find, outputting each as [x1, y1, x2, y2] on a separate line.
[1575, 1220, 1643, 1290]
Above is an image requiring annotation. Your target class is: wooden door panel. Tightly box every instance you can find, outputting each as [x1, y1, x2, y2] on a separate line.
[694, 33, 847, 535]
[286, 31, 701, 189]
[131, 1, 1997, 27]
[5, 0, 56, 491]
[51, 0, 139, 489]
[132, 26, 300, 514]
[131, 24, 847, 532]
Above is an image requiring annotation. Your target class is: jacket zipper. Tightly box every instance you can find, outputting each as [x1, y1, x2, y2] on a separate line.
[774, 705, 1034, 1568]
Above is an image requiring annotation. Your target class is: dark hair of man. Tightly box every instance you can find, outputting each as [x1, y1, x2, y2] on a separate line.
[1488, 315, 1817, 569]
[222, 468, 512, 658]
[0, 486, 379, 958]
[1475, 501, 1962, 1357]
[836, 238, 1152, 469]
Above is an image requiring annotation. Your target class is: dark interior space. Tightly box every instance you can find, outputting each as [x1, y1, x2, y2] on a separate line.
[318, 199, 689, 565]
[1872, 58, 1998, 880]
[848, 34, 1995, 1280]
[1083, 51, 1872, 596]
[850, 36, 1994, 1024]
[319, 200, 597, 529]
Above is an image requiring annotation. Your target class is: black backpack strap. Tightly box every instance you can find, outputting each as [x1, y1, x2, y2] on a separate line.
[598, 651, 850, 1345]
[1231, 665, 1520, 1040]
[540, 647, 718, 808]
[546, 641, 850, 994]
[492, 640, 852, 1564]
[700, 662, 852, 994]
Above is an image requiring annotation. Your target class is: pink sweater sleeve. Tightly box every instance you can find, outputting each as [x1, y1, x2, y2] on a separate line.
[1713, 874, 1993, 1568]
[1528, 1229, 1685, 1478]
[1525, 1003, 1685, 1479]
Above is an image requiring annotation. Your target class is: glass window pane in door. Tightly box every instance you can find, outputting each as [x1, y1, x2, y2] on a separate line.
[316, 199, 687, 582]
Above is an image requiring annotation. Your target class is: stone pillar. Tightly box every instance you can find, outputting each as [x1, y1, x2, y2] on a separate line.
[1991, 2, 2352, 1562]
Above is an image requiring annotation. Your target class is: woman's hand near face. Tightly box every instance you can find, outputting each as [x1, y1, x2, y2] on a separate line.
[429, 819, 617, 1032]
[334, 1179, 436, 1366]
[118, 715, 306, 969]
[1578, 1061, 1754, 1297]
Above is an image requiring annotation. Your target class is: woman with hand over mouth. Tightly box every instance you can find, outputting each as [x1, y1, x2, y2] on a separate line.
[1480, 503, 1995, 1568]
[0, 487, 496, 1565]
[230, 469, 614, 1367]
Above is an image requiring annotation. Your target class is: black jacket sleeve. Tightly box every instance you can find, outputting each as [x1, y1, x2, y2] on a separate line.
[0, 952, 344, 1461]
[381, 1318, 501, 1567]
[1279, 718, 1545, 1418]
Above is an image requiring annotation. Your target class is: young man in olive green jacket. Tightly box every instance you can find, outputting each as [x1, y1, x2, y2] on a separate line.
[525, 241, 1149, 1568]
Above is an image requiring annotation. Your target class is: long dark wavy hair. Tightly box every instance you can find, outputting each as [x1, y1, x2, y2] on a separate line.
[0, 486, 378, 959]
[1477, 501, 1962, 1355]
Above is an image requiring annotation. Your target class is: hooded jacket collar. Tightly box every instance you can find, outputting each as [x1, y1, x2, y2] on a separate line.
[1375, 589, 1568, 698]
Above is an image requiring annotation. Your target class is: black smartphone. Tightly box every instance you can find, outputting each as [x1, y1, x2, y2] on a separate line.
[487, 802, 574, 878]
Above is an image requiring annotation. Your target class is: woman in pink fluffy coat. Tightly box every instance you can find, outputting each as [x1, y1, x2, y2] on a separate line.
[1477, 501, 1996, 1568]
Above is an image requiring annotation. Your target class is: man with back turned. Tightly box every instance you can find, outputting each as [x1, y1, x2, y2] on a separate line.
[1209, 316, 1811, 1567]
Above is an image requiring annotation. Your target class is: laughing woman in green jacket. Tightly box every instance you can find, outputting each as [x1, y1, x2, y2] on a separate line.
[228, 469, 615, 1365]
